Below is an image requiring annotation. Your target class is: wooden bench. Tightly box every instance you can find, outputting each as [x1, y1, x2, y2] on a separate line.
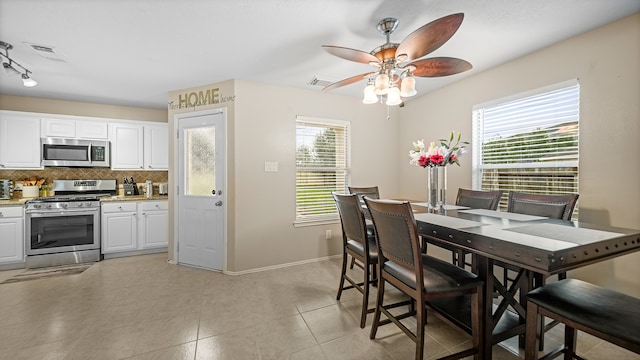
[525, 278, 640, 359]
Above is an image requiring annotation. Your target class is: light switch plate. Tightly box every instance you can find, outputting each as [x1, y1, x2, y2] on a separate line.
[264, 161, 279, 172]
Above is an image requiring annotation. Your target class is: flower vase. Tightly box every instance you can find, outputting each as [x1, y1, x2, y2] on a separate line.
[427, 166, 447, 213]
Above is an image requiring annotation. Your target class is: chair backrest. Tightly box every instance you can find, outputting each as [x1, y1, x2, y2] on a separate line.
[332, 192, 369, 248]
[456, 188, 504, 210]
[364, 197, 420, 274]
[507, 191, 579, 220]
[349, 186, 379, 204]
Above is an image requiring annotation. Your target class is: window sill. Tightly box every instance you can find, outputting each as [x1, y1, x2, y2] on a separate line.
[293, 218, 340, 228]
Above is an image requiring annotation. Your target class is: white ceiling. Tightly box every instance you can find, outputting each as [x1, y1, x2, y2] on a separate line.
[1, 0, 638, 109]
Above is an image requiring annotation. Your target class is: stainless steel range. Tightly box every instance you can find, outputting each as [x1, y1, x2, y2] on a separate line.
[25, 179, 117, 268]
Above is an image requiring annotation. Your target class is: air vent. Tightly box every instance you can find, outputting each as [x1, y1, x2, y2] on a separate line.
[25, 42, 69, 63]
[308, 77, 333, 87]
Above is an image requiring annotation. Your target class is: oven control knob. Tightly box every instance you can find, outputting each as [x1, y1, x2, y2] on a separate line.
[61, 203, 68, 209]
[34, 204, 41, 209]
[46, 204, 52, 209]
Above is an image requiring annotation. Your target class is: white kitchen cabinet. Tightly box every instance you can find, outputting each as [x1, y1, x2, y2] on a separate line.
[110, 122, 168, 170]
[138, 201, 168, 248]
[143, 124, 168, 170]
[101, 200, 168, 254]
[110, 123, 144, 169]
[0, 206, 24, 265]
[0, 112, 42, 169]
[76, 120, 109, 139]
[101, 202, 138, 253]
[41, 118, 109, 139]
[41, 118, 76, 138]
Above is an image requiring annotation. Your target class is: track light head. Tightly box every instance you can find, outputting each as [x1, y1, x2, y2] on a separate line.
[0, 40, 38, 87]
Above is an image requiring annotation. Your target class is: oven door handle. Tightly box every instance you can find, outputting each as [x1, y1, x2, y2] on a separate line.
[26, 208, 100, 216]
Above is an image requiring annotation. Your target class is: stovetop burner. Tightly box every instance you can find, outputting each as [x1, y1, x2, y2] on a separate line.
[27, 193, 112, 203]
[25, 179, 117, 205]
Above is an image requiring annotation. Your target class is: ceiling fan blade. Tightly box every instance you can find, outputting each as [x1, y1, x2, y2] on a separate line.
[409, 57, 472, 77]
[396, 13, 464, 62]
[322, 72, 376, 92]
[322, 45, 380, 64]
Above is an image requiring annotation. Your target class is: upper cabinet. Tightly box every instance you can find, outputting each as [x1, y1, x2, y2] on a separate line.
[144, 125, 168, 170]
[0, 112, 42, 169]
[41, 118, 108, 139]
[110, 123, 145, 170]
[110, 122, 168, 170]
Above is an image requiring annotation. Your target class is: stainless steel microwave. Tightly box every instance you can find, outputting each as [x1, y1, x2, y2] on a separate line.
[41, 138, 110, 167]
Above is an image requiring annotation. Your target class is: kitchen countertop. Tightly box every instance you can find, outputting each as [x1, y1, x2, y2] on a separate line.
[0, 195, 168, 207]
[102, 195, 169, 202]
[0, 198, 29, 206]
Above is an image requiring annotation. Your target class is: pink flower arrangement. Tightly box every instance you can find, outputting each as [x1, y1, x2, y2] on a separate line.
[409, 132, 468, 167]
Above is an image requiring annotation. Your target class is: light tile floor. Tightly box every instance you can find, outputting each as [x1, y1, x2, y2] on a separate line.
[0, 253, 638, 360]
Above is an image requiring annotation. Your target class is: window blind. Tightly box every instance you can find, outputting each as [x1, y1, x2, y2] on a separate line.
[472, 80, 580, 216]
[295, 116, 350, 224]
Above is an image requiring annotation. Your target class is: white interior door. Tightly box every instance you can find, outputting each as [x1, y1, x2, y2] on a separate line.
[176, 109, 226, 270]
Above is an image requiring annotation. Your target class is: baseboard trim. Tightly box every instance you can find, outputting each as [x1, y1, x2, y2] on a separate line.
[222, 254, 341, 276]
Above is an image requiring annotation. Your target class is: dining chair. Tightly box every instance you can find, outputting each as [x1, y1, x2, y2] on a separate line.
[505, 190, 579, 350]
[423, 188, 503, 269]
[456, 188, 503, 210]
[348, 186, 379, 217]
[501, 191, 579, 285]
[332, 192, 378, 328]
[347, 186, 379, 269]
[365, 197, 484, 360]
[507, 191, 578, 221]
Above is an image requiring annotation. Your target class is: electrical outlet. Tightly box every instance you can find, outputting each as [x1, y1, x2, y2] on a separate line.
[325, 229, 332, 240]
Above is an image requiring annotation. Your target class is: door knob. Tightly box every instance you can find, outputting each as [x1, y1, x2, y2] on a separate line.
[215, 201, 223, 206]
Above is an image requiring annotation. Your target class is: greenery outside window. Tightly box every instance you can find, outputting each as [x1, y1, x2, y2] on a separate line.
[295, 116, 350, 225]
[472, 79, 580, 217]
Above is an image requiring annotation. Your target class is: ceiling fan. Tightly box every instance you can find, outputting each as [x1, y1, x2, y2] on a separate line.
[321, 13, 472, 105]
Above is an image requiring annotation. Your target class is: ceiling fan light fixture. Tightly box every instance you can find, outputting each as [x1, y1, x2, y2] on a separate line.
[400, 75, 416, 97]
[362, 81, 378, 104]
[386, 86, 402, 106]
[321, 14, 471, 107]
[374, 72, 389, 95]
[22, 73, 37, 87]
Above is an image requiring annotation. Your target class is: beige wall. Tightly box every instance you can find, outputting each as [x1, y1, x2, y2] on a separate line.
[167, 79, 400, 272]
[0, 94, 167, 122]
[399, 13, 640, 296]
[232, 80, 399, 271]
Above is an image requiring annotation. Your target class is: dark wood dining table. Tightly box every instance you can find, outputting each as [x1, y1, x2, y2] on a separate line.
[412, 206, 640, 360]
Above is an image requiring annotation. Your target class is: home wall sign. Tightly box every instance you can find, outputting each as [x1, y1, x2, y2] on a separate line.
[168, 88, 236, 110]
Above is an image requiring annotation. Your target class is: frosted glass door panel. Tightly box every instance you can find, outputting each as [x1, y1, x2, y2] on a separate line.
[185, 127, 215, 196]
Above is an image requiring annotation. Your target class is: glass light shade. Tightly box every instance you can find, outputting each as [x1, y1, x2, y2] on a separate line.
[362, 83, 378, 104]
[385, 86, 402, 106]
[22, 74, 37, 87]
[374, 73, 389, 95]
[400, 75, 417, 97]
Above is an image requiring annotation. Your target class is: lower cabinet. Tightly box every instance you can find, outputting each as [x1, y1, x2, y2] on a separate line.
[101, 200, 168, 254]
[0, 206, 24, 265]
[138, 201, 169, 249]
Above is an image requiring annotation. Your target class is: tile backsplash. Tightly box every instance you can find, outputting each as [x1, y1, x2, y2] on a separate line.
[0, 168, 168, 197]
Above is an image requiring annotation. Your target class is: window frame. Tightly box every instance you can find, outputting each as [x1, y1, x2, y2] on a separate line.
[294, 115, 351, 226]
[471, 79, 580, 216]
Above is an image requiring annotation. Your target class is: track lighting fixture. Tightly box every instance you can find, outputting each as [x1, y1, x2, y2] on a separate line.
[0, 41, 37, 87]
